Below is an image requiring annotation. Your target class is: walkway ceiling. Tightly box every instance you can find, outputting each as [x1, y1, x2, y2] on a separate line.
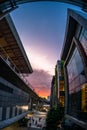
[0, 14, 33, 73]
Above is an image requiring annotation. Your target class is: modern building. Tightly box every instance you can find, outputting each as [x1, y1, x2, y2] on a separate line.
[0, 14, 40, 129]
[50, 76, 55, 108]
[50, 76, 58, 108]
[56, 60, 65, 107]
[50, 61, 65, 108]
[61, 9, 87, 130]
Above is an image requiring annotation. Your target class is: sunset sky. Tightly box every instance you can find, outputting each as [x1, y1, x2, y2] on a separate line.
[10, 2, 80, 98]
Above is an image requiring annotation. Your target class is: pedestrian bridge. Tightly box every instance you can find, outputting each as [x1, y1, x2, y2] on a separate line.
[0, 13, 49, 129]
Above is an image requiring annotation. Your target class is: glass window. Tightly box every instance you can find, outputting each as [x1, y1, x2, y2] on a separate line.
[67, 48, 83, 84]
[66, 46, 87, 121]
[79, 28, 87, 55]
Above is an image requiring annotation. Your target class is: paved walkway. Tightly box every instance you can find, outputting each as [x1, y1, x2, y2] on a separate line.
[21, 111, 46, 130]
[28, 127, 41, 130]
[27, 115, 46, 129]
[20, 127, 41, 130]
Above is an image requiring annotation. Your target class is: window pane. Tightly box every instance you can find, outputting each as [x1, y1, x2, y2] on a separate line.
[79, 28, 87, 55]
[66, 46, 87, 121]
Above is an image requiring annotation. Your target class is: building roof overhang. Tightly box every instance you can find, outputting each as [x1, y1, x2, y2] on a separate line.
[0, 14, 33, 73]
[0, 0, 87, 11]
[61, 9, 87, 60]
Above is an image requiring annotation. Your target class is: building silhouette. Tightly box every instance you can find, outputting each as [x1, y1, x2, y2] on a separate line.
[50, 76, 57, 108]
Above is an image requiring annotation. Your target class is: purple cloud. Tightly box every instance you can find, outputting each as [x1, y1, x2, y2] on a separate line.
[26, 69, 52, 97]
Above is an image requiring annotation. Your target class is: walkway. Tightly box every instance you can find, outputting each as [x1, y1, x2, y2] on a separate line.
[27, 116, 46, 128]
[20, 127, 41, 130]
[27, 111, 46, 129]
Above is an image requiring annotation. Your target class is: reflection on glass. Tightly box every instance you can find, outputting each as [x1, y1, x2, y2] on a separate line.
[79, 28, 87, 55]
[67, 46, 87, 121]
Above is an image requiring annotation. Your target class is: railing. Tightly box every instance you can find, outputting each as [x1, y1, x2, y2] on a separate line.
[0, 44, 35, 91]
[68, 109, 87, 121]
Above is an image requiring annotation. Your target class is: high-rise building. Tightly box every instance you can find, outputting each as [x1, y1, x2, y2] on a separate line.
[50, 61, 65, 108]
[50, 76, 57, 108]
[56, 60, 65, 107]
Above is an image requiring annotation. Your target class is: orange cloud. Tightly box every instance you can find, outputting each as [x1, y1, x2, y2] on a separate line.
[34, 85, 50, 97]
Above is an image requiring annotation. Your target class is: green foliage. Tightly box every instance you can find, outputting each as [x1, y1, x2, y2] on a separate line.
[46, 104, 64, 130]
[18, 117, 28, 127]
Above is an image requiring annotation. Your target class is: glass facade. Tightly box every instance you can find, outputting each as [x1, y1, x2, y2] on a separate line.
[79, 28, 87, 55]
[67, 47, 87, 121]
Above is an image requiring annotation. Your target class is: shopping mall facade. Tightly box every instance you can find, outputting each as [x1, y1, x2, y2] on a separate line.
[61, 9, 87, 130]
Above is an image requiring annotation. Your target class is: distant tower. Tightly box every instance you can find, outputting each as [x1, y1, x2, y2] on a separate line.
[47, 96, 50, 101]
[56, 60, 65, 107]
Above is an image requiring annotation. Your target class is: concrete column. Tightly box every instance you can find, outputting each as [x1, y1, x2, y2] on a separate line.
[29, 98, 33, 110]
[36, 100, 39, 110]
[6, 107, 10, 119]
[0, 107, 2, 121]
[12, 107, 15, 117]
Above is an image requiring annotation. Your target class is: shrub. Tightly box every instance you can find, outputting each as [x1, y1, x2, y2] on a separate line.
[46, 104, 64, 130]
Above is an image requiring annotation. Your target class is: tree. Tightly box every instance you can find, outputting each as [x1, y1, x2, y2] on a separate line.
[46, 104, 64, 130]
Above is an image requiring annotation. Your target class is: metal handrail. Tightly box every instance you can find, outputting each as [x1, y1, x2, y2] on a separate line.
[0, 45, 34, 91]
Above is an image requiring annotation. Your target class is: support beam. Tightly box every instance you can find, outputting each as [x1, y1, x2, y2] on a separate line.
[0, 6, 18, 20]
